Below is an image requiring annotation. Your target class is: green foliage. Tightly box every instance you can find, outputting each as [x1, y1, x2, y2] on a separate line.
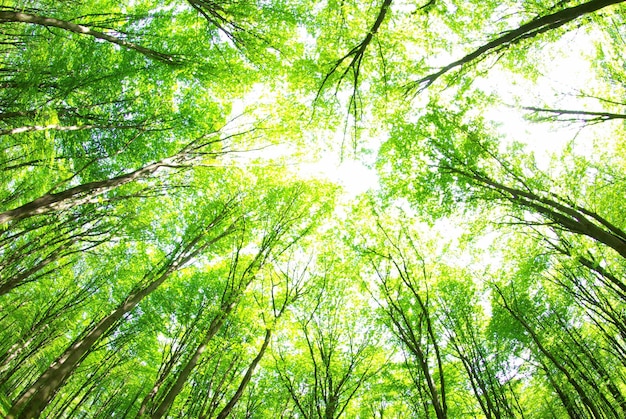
[2, 0, 626, 417]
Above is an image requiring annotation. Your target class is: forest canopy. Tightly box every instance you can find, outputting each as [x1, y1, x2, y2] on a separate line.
[1, 0, 626, 418]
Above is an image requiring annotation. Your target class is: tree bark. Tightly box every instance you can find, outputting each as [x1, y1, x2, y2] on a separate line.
[411, 0, 625, 91]
[214, 329, 272, 419]
[150, 312, 231, 418]
[0, 156, 176, 225]
[524, 106, 626, 123]
[494, 285, 604, 418]
[447, 166, 626, 260]
[318, 0, 393, 94]
[0, 11, 180, 64]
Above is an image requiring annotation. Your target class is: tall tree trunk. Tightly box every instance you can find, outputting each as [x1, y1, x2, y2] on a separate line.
[150, 203, 308, 416]
[412, 0, 625, 90]
[448, 167, 626, 260]
[523, 106, 626, 124]
[150, 311, 231, 418]
[214, 329, 272, 419]
[0, 123, 144, 137]
[384, 260, 447, 419]
[494, 285, 604, 419]
[135, 308, 206, 418]
[0, 156, 178, 225]
[541, 359, 583, 419]
[0, 11, 179, 64]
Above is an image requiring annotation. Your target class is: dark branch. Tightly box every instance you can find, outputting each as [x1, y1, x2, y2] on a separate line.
[407, 0, 625, 94]
[316, 0, 393, 101]
[524, 106, 626, 124]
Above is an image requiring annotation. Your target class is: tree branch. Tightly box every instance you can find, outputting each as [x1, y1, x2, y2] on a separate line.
[407, 0, 625, 93]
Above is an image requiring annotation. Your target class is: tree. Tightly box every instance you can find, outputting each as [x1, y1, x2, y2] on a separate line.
[378, 101, 626, 416]
[0, 132, 226, 225]
[492, 271, 626, 418]
[273, 253, 383, 419]
[368, 250, 449, 419]
[3, 0, 626, 417]
[378, 104, 626, 260]
[212, 249, 310, 419]
[0, 9, 180, 65]
[407, 0, 626, 92]
[144, 183, 326, 418]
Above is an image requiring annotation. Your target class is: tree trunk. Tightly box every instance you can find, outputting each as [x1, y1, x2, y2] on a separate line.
[214, 329, 272, 419]
[0, 157, 176, 225]
[494, 285, 604, 419]
[0, 123, 143, 137]
[450, 167, 626, 260]
[150, 312, 230, 418]
[0, 11, 179, 64]
[524, 106, 626, 123]
[135, 309, 206, 418]
[412, 0, 625, 90]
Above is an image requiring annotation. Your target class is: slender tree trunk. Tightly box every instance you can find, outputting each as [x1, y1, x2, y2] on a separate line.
[135, 361, 177, 418]
[494, 286, 604, 419]
[524, 106, 626, 123]
[0, 110, 37, 120]
[7, 269, 175, 418]
[149, 209, 299, 417]
[0, 156, 178, 225]
[450, 340, 495, 419]
[388, 307, 446, 419]
[0, 123, 143, 136]
[214, 329, 272, 419]
[0, 239, 81, 295]
[0, 332, 57, 391]
[0, 211, 111, 294]
[389, 262, 447, 419]
[0, 11, 179, 64]
[55, 349, 123, 418]
[450, 167, 626, 260]
[560, 321, 626, 416]
[136, 311, 205, 418]
[412, 0, 625, 90]
[150, 308, 234, 418]
[541, 360, 583, 419]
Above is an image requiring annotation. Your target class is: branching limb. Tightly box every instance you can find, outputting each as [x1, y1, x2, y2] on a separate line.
[524, 106, 626, 124]
[316, 0, 393, 107]
[406, 0, 625, 94]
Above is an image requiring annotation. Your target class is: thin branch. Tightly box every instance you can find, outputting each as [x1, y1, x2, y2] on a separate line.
[524, 106, 626, 124]
[315, 0, 393, 121]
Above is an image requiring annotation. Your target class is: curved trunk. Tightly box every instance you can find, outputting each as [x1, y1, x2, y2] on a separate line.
[150, 312, 230, 418]
[413, 0, 625, 90]
[0, 158, 173, 225]
[0, 11, 179, 64]
[214, 329, 272, 419]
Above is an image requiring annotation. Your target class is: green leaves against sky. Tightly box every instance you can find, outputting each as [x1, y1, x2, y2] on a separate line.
[1, 0, 626, 418]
